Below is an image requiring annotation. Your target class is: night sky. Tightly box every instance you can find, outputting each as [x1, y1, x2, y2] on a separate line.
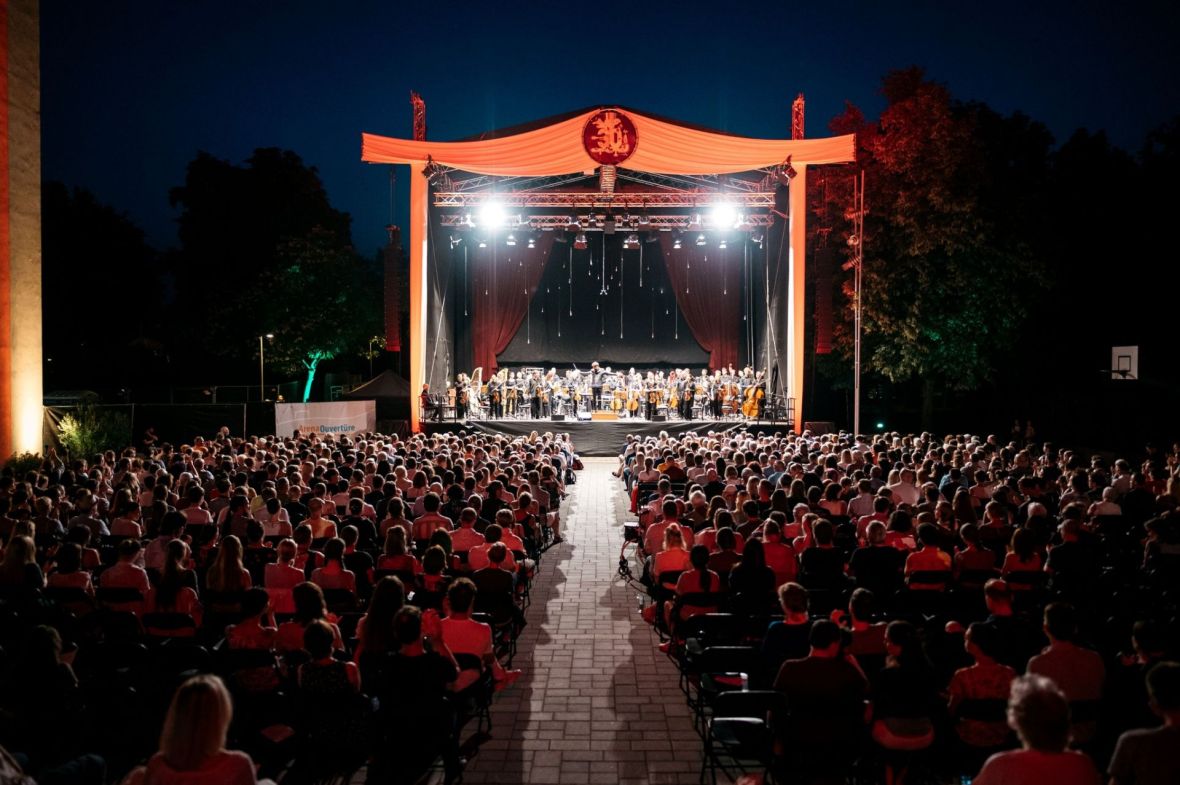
[41, 1, 1180, 255]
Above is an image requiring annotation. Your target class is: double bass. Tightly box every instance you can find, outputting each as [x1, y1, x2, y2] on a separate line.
[741, 383, 764, 418]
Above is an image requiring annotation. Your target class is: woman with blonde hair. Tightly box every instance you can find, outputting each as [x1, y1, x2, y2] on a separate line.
[206, 535, 252, 593]
[121, 674, 271, 784]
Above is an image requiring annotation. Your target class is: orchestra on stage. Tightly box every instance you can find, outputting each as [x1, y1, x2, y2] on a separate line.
[420, 363, 772, 423]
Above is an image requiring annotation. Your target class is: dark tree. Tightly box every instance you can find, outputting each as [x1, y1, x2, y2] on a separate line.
[168, 148, 380, 399]
[41, 182, 163, 394]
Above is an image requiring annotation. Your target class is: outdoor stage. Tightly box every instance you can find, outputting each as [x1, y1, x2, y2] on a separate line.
[421, 418, 794, 456]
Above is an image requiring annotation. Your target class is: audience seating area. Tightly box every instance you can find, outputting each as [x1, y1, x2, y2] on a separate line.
[619, 429, 1180, 784]
[0, 428, 577, 784]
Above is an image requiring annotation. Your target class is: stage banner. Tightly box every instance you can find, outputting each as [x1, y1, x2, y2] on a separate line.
[274, 401, 376, 438]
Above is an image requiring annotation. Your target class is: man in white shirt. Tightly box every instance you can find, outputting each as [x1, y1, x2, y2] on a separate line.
[847, 480, 877, 518]
[886, 468, 921, 507]
[451, 508, 485, 554]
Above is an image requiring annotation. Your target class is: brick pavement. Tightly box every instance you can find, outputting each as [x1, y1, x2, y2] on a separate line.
[458, 458, 700, 785]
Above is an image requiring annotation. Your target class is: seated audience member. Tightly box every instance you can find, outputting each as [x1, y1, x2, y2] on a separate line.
[100, 538, 151, 594]
[773, 620, 869, 780]
[144, 511, 186, 573]
[849, 520, 905, 598]
[904, 522, 952, 587]
[273, 582, 344, 654]
[450, 508, 484, 554]
[225, 588, 277, 650]
[122, 674, 274, 785]
[310, 537, 357, 594]
[948, 622, 1018, 752]
[1026, 602, 1104, 745]
[652, 523, 691, 589]
[441, 577, 521, 690]
[973, 674, 1102, 785]
[706, 526, 743, 581]
[977, 578, 1045, 671]
[798, 518, 848, 589]
[46, 543, 93, 594]
[0, 535, 44, 590]
[206, 535, 252, 594]
[376, 526, 422, 577]
[837, 588, 887, 662]
[146, 540, 202, 625]
[761, 582, 813, 683]
[726, 537, 777, 614]
[263, 539, 303, 614]
[761, 519, 798, 587]
[353, 577, 407, 682]
[665, 545, 722, 631]
[468, 524, 518, 574]
[367, 607, 461, 785]
[954, 522, 997, 577]
[872, 621, 939, 764]
[1108, 661, 1180, 785]
[297, 618, 360, 692]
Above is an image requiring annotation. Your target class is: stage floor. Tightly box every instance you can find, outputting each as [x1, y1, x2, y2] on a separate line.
[421, 417, 794, 456]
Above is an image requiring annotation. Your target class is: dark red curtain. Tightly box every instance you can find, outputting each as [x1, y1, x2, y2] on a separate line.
[471, 234, 556, 374]
[659, 234, 740, 370]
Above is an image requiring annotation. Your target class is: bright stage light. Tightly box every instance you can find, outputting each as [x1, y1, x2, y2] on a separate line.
[506, 234, 517, 246]
[696, 234, 707, 246]
[574, 233, 588, 250]
[478, 201, 508, 229]
[623, 234, 640, 250]
[718, 238, 727, 249]
[527, 236, 536, 249]
[709, 203, 738, 228]
[478, 239, 488, 248]
[672, 236, 682, 250]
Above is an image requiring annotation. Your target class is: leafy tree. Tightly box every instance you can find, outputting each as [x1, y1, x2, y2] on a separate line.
[822, 69, 1049, 428]
[168, 148, 380, 399]
[262, 231, 381, 401]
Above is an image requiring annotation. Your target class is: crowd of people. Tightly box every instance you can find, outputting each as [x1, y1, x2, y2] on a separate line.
[0, 427, 577, 784]
[620, 429, 1180, 784]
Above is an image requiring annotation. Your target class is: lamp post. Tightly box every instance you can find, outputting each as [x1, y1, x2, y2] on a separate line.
[259, 334, 274, 401]
[368, 336, 382, 378]
[850, 171, 865, 436]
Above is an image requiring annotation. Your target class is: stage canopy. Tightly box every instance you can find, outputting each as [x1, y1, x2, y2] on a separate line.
[361, 106, 856, 431]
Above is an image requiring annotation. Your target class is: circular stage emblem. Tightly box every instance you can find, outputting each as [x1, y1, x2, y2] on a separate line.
[583, 109, 637, 165]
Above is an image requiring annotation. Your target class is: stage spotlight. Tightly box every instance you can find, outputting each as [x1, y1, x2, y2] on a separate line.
[672, 236, 683, 250]
[478, 201, 507, 229]
[527, 236, 536, 249]
[623, 234, 640, 250]
[566, 215, 580, 230]
[751, 232, 764, 248]
[478, 238, 488, 249]
[637, 209, 650, 227]
[506, 233, 517, 246]
[574, 233, 588, 250]
[696, 234, 707, 247]
[709, 203, 738, 228]
[579, 215, 591, 228]
[688, 214, 702, 229]
[719, 238, 727, 249]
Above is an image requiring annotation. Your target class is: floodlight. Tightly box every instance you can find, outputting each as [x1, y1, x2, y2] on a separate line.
[709, 203, 738, 228]
[478, 201, 507, 229]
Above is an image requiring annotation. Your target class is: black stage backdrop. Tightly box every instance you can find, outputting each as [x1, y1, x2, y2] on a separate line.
[439, 202, 788, 380]
[497, 233, 708, 368]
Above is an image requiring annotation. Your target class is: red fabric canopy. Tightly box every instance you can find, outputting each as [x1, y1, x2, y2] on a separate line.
[363, 108, 855, 176]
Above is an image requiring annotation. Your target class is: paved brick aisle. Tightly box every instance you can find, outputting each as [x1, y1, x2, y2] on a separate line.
[460, 458, 700, 785]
